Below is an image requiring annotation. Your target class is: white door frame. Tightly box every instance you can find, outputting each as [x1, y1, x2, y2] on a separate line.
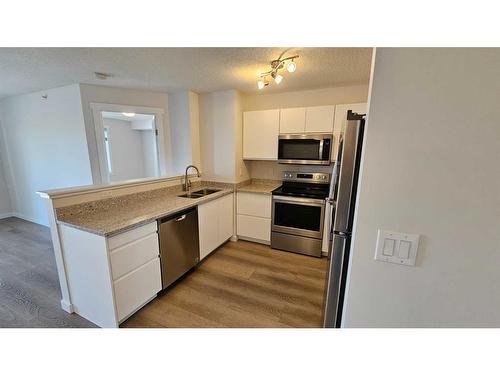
[91, 102, 166, 184]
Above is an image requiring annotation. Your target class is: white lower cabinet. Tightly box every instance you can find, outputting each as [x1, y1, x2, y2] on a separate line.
[107, 222, 161, 324]
[236, 192, 272, 244]
[237, 214, 271, 242]
[59, 220, 162, 328]
[113, 257, 162, 322]
[198, 193, 234, 260]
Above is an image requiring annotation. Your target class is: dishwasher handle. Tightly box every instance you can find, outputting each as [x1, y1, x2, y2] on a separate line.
[159, 207, 197, 224]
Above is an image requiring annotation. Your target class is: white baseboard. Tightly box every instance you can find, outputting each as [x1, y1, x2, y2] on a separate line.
[237, 235, 271, 246]
[0, 212, 14, 219]
[60, 299, 74, 313]
[11, 212, 48, 227]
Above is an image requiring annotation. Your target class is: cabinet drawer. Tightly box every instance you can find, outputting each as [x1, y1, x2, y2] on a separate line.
[107, 221, 157, 250]
[237, 192, 271, 218]
[114, 257, 161, 322]
[237, 214, 271, 242]
[109, 233, 159, 280]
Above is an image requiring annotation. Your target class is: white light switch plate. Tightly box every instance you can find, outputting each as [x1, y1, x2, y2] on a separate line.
[375, 230, 420, 266]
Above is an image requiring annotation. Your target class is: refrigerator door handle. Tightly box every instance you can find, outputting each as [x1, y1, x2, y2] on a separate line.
[323, 233, 348, 328]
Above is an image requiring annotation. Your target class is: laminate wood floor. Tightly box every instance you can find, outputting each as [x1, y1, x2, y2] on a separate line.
[123, 240, 328, 328]
[0, 217, 95, 327]
[0, 218, 328, 328]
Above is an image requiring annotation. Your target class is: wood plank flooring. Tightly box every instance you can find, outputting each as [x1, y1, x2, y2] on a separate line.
[0, 218, 328, 328]
[0, 217, 95, 327]
[123, 240, 328, 328]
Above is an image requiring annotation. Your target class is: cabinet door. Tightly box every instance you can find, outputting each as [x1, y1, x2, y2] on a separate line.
[333, 103, 367, 133]
[305, 105, 335, 133]
[237, 192, 271, 218]
[198, 199, 219, 260]
[279, 107, 306, 134]
[217, 194, 234, 244]
[114, 257, 162, 322]
[243, 109, 280, 160]
[237, 215, 271, 242]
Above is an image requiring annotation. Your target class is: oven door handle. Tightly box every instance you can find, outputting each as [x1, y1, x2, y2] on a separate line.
[273, 195, 326, 205]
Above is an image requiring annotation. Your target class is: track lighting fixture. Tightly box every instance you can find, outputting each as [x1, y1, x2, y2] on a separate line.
[257, 53, 299, 89]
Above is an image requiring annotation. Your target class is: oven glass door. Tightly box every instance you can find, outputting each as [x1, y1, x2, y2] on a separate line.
[272, 196, 325, 239]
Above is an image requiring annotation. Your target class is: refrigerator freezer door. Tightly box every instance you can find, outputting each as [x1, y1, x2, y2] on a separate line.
[332, 119, 363, 234]
[323, 233, 349, 327]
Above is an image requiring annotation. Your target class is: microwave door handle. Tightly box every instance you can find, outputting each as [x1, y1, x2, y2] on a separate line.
[318, 139, 323, 161]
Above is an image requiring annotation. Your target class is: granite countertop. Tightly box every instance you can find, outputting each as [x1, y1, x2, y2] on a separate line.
[56, 185, 233, 237]
[237, 179, 281, 195]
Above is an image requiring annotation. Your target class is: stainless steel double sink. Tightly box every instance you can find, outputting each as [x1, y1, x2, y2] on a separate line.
[178, 188, 221, 199]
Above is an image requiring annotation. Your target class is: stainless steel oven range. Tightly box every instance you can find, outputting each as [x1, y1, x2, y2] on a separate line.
[271, 171, 330, 257]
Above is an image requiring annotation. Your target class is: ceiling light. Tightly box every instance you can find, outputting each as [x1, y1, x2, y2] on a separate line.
[122, 112, 136, 117]
[257, 53, 299, 89]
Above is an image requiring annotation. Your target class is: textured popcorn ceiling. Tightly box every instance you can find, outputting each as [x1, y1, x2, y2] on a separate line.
[0, 47, 372, 99]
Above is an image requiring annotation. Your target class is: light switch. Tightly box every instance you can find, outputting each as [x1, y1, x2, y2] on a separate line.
[382, 239, 395, 256]
[375, 230, 420, 266]
[398, 240, 411, 259]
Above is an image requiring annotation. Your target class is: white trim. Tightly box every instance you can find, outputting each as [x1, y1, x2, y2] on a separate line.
[90, 103, 167, 184]
[60, 299, 74, 313]
[0, 212, 14, 219]
[13, 212, 47, 226]
[37, 173, 200, 199]
[237, 235, 270, 246]
[340, 47, 376, 328]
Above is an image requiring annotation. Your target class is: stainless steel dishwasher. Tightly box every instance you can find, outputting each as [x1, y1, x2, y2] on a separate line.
[158, 207, 200, 289]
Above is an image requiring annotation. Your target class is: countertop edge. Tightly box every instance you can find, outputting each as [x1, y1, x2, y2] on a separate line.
[236, 183, 280, 195]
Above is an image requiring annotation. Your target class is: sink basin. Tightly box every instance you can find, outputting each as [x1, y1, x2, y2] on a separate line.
[178, 188, 221, 199]
[192, 188, 220, 195]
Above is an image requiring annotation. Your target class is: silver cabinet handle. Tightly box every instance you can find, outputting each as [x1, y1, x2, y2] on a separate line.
[175, 215, 187, 222]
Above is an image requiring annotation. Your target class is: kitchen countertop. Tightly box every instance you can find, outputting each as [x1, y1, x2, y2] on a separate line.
[236, 179, 281, 195]
[56, 185, 233, 237]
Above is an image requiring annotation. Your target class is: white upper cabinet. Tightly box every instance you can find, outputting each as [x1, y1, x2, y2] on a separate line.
[243, 109, 280, 160]
[279, 107, 306, 133]
[305, 105, 335, 133]
[333, 103, 367, 133]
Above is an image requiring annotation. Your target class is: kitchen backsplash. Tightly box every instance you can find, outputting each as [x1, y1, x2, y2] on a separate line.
[248, 160, 334, 180]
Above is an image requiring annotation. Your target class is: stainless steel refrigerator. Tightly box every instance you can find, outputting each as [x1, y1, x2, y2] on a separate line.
[323, 110, 365, 328]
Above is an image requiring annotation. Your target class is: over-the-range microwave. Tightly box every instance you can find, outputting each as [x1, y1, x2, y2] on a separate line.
[278, 133, 333, 165]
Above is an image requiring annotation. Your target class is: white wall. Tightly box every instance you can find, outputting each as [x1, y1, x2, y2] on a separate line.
[169, 91, 201, 175]
[199, 89, 250, 183]
[0, 146, 12, 217]
[243, 84, 369, 111]
[78, 84, 173, 183]
[0, 84, 92, 225]
[244, 85, 369, 180]
[343, 48, 500, 327]
[103, 118, 151, 182]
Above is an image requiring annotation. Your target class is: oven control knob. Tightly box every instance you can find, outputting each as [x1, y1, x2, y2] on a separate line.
[321, 175, 326, 180]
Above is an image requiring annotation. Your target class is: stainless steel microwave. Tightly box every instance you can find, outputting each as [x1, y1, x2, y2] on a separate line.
[278, 134, 333, 165]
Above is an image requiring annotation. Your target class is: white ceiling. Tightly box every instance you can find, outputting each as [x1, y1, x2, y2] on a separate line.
[0, 48, 372, 99]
